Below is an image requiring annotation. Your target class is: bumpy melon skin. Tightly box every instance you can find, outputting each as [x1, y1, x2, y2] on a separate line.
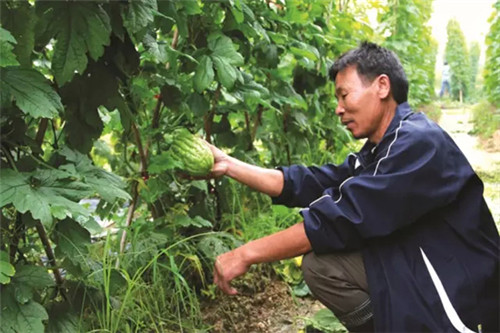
[170, 129, 214, 176]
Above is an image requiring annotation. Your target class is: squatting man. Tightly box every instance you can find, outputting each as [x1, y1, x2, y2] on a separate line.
[204, 42, 499, 332]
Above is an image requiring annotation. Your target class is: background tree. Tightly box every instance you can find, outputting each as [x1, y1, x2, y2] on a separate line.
[468, 41, 481, 101]
[378, 0, 437, 107]
[445, 19, 470, 101]
[484, 0, 500, 107]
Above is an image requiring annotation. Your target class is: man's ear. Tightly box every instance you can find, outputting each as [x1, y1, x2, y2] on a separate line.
[376, 74, 391, 99]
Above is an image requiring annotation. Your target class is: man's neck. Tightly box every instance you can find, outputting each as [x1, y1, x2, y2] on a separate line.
[370, 99, 398, 144]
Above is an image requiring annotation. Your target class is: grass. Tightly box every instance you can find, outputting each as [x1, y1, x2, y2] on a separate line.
[418, 101, 442, 122]
[476, 164, 500, 230]
[470, 101, 500, 140]
[80, 228, 223, 332]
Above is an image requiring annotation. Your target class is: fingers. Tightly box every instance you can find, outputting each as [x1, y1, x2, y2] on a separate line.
[214, 258, 238, 295]
[176, 160, 227, 181]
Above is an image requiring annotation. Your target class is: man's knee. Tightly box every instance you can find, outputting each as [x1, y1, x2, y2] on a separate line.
[301, 251, 374, 332]
[301, 251, 322, 288]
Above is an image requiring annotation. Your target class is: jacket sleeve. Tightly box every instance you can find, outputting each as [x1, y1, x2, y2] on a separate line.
[271, 157, 353, 208]
[302, 128, 476, 253]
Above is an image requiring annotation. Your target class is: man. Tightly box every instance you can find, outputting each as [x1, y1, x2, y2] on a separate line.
[440, 61, 451, 97]
[208, 42, 499, 332]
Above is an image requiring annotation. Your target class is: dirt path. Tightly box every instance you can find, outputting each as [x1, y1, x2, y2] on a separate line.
[438, 107, 500, 225]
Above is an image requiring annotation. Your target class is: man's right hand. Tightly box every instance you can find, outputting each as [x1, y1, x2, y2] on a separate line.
[206, 143, 230, 178]
[200, 140, 284, 197]
[213, 248, 251, 295]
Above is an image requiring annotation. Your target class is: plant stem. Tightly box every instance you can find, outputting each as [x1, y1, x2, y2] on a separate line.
[8, 213, 22, 263]
[165, 28, 179, 71]
[204, 85, 221, 143]
[251, 105, 264, 143]
[35, 118, 49, 147]
[35, 221, 65, 294]
[131, 122, 148, 178]
[51, 119, 59, 149]
[116, 182, 139, 268]
[1, 145, 18, 172]
[283, 106, 292, 165]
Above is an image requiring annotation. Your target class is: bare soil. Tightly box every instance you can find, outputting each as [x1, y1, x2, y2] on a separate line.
[201, 270, 325, 333]
[438, 108, 500, 171]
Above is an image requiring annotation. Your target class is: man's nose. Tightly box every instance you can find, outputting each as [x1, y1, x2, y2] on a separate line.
[335, 103, 344, 116]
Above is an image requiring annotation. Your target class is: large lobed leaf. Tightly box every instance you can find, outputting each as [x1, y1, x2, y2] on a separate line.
[0, 251, 15, 285]
[12, 264, 55, 304]
[58, 147, 131, 202]
[0, 1, 36, 68]
[0, 286, 49, 333]
[54, 218, 91, 272]
[0, 67, 62, 119]
[0, 169, 92, 227]
[122, 0, 157, 35]
[0, 27, 20, 67]
[0, 264, 53, 333]
[45, 2, 111, 86]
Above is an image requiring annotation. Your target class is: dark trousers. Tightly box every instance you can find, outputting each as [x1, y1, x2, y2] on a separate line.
[439, 80, 450, 97]
[302, 251, 374, 332]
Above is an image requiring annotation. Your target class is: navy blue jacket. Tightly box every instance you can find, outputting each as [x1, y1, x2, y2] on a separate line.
[272, 103, 499, 332]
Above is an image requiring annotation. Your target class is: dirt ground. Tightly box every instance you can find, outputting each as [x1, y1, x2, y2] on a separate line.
[201, 270, 326, 333]
[438, 108, 500, 169]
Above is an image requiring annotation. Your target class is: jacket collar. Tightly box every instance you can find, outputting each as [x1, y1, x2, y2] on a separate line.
[359, 102, 413, 158]
[385, 102, 413, 135]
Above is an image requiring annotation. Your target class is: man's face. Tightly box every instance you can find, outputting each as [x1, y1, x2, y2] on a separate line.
[334, 65, 387, 143]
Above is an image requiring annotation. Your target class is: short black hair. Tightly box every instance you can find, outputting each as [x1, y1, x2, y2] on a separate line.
[329, 42, 409, 104]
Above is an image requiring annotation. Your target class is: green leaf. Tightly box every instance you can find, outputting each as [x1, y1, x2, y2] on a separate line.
[191, 216, 213, 228]
[58, 147, 131, 202]
[174, 215, 213, 228]
[197, 233, 236, 259]
[0, 27, 20, 67]
[0, 251, 15, 285]
[0, 169, 92, 227]
[0, 2, 36, 67]
[47, 302, 79, 333]
[187, 93, 210, 117]
[13, 264, 55, 290]
[0, 67, 62, 118]
[59, 61, 124, 153]
[148, 151, 182, 174]
[212, 55, 238, 90]
[50, 2, 111, 86]
[306, 308, 346, 332]
[194, 55, 214, 93]
[209, 33, 244, 66]
[180, 0, 202, 15]
[143, 31, 168, 63]
[0, 27, 16, 44]
[290, 43, 319, 61]
[54, 218, 90, 260]
[0, 287, 49, 333]
[230, 6, 244, 23]
[292, 280, 311, 297]
[123, 0, 157, 35]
